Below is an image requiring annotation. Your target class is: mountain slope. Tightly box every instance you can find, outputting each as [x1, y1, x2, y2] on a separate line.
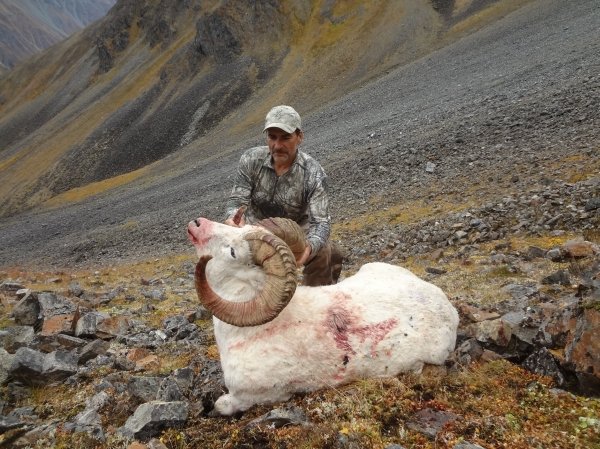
[0, 0, 530, 219]
[0, 0, 115, 70]
[0, 0, 597, 269]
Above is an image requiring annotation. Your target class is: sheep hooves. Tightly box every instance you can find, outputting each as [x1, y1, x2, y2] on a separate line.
[194, 230, 298, 326]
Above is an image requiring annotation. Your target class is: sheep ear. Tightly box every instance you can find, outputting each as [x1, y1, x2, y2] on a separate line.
[232, 205, 247, 226]
[194, 231, 298, 327]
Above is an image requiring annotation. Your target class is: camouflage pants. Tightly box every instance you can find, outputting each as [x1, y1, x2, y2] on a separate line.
[303, 242, 344, 287]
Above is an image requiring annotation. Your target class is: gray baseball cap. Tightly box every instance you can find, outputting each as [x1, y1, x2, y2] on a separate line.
[263, 105, 302, 133]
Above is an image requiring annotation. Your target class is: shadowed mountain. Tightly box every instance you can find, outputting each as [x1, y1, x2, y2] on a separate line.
[0, 0, 530, 219]
[0, 0, 116, 70]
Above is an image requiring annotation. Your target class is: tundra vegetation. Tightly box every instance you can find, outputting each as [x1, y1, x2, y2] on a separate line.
[0, 220, 598, 448]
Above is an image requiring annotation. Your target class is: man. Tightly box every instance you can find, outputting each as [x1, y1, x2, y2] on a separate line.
[225, 105, 342, 286]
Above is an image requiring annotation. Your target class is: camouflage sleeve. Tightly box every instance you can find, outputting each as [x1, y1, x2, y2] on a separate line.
[306, 172, 331, 255]
[225, 150, 255, 220]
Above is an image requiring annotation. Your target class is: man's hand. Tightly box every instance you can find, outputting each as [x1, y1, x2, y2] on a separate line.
[296, 245, 311, 267]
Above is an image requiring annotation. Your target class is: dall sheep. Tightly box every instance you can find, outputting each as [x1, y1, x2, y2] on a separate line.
[187, 215, 458, 416]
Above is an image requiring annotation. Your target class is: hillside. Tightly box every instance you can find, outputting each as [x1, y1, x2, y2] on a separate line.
[0, 0, 532, 221]
[0, 0, 115, 70]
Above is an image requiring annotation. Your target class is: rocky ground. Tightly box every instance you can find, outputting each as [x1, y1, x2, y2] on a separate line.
[0, 0, 599, 448]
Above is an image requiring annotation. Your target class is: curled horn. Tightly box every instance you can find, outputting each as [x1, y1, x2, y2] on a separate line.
[257, 217, 307, 260]
[195, 229, 298, 327]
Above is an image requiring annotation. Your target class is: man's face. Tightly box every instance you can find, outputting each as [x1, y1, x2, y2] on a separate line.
[266, 127, 303, 167]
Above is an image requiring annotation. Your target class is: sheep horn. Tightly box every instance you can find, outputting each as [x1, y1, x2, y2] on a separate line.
[257, 217, 307, 261]
[195, 230, 298, 327]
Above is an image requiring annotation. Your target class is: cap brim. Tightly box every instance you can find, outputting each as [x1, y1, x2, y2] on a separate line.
[263, 123, 297, 133]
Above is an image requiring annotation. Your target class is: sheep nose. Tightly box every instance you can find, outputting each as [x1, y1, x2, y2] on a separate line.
[194, 219, 200, 227]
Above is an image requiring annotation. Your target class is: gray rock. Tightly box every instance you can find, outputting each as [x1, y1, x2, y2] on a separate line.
[522, 347, 565, 386]
[453, 443, 487, 449]
[501, 311, 538, 345]
[0, 326, 35, 352]
[118, 401, 189, 440]
[157, 377, 184, 402]
[128, 376, 163, 402]
[38, 292, 77, 316]
[542, 270, 571, 286]
[75, 311, 107, 337]
[249, 405, 309, 428]
[171, 367, 194, 393]
[10, 348, 78, 385]
[0, 348, 16, 385]
[68, 281, 84, 297]
[0, 415, 26, 432]
[12, 292, 40, 326]
[0, 280, 25, 292]
[407, 408, 459, 439]
[78, 339, 111, 364]
[64, 408, 105, 441]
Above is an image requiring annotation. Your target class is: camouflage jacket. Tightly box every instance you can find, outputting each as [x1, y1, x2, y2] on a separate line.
[226, 146, 331, 254]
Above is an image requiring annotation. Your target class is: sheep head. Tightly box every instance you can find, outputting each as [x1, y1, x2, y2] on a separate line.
[187, 217, 303, 327]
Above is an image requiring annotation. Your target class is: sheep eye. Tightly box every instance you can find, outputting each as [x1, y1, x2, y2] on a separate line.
[230, 247, 236, 258]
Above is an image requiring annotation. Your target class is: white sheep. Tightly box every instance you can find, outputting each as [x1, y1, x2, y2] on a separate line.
[187, 216, 458, 416]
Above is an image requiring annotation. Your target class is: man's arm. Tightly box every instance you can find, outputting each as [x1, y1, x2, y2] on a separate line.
[305, 173, 331, 256]
[225, 151, 255, 223]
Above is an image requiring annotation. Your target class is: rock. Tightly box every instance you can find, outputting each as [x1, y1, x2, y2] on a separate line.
[40, 310, 80, 336]
[78, 339, 111, 364]
[522, 347, 565, 386]
[541, 270, 571, 286]
[12, 292, 40, 326]
[157, 378, 184, 402]
[584, 198, 600, 211]
[526, 246, 547, 259]
[0, 281, 25, 292]
[118, 401, 189, 440]
[68, 281, 84, 297]
[452, 338, 484, 365]
[95, 316, 132, 339]
[465, 318, 512, 347]
[0, 348, 16, 385]
[248, 405, 309, 428]
[453, 443, 486, 449]
[406, 408, 459, 439]
[501, 311, 538, 345]
[0, 326, 35, 352]
[565, 307, 600, 395]
[0, 414, 26, 432]
[458, 304, 500, 322]
[63, 408, 105, 441]
[535, 301, 579, 347]
[128, 376, 163, 403]
[562, 239, 598, 258]
[171, 367, 194, 393]
[10, 348, 78, 385]
[546, 248, 564, 262]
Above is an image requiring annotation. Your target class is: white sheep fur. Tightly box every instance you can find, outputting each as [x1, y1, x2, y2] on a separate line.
[188, 218, 459, 416]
